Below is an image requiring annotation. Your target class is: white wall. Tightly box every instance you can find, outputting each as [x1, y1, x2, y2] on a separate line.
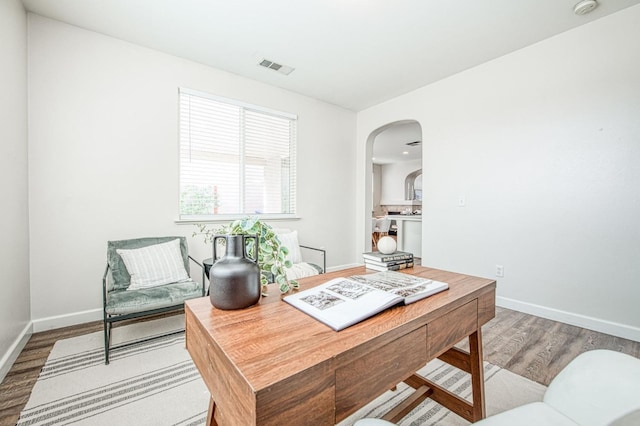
[0, 0, 31, 379]
[28, 14, 357, 329]
[380, 159, 422, 205]
[357, 5, 640, 341]
[372, 164, 382, 216]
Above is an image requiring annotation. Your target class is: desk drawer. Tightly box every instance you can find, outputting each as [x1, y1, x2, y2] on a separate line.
[335, 326, 427, 422]
[428, 300, 477, 359]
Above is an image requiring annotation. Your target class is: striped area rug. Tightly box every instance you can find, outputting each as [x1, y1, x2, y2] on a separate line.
[17, 316, 209, 426]
[338, 359, 545, 426]
[18, 316, 545, 425]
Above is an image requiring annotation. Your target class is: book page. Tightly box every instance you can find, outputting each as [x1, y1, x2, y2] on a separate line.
[284, 278, 402, 331]
[349, 271, 449, 304]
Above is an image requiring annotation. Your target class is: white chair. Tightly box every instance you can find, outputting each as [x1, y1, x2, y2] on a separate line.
[354, 350, 640, 426]
[273, 229, 325, 280]
[372, 218, 391, 247]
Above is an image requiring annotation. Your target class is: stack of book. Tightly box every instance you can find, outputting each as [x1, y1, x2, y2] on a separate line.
[362, 250, 414, 271]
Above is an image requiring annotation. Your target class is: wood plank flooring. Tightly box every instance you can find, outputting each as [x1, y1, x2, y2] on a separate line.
[1, 307, 639, 426]
[469, 307, 639, 385]
[0, 321, 98, 426]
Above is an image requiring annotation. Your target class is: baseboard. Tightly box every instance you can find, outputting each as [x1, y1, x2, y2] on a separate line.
[0, 322, 32, 383]
[327, 263, 360, 273]
[497, 296, 640, 342]
[31, 308, 103, 333]
[27, 290, 640, 342]
[30, 269, 367, 332]
[12, 288, 637, 381]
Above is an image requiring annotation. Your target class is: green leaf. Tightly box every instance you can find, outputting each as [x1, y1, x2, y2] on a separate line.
[193, 217, 301, 292]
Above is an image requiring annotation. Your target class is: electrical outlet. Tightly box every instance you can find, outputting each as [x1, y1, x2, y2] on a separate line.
[496, 265, 504, 277]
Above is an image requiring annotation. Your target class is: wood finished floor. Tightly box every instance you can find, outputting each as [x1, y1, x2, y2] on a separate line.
[1, 307, 639, 426]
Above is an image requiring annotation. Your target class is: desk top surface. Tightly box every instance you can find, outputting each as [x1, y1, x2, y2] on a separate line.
[185, 266, 495, 390]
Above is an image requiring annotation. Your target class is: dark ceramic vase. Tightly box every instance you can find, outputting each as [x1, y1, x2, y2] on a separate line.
[209, 234, 261, 310]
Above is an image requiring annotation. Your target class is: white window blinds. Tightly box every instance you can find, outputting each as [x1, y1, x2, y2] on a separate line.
[179, 89, 297, 219]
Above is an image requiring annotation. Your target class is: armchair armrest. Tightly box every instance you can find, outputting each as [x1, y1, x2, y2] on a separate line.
[188, 255, 203, 269]
[299, 245, 326, 273]
[189, 255, 206, 296]
[102, 263, 110, 309]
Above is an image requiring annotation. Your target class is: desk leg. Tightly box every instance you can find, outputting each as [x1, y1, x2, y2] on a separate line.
[206, 396, 217, 426]
[401, 330, 487, 423]
[469, 329, 486, 421]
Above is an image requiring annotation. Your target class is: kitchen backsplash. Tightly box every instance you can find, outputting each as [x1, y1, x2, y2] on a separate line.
[380, 202, 422, 215]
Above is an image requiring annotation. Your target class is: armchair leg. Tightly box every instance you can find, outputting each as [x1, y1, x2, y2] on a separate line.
[104, 319, 111, 365]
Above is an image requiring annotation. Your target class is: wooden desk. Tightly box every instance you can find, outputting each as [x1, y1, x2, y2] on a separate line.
[185, 266, 496, 425]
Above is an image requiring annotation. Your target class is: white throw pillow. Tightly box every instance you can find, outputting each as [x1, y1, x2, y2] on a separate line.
[276, 230, 303, 264]
[285, 262, 320, 280]
[117, 239, 189, 290]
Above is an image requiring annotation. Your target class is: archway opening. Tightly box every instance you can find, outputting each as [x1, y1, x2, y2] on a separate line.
[365, 120, 423, 252]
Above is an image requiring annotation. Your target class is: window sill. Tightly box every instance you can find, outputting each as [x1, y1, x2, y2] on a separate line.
[175, 214, 301, 225]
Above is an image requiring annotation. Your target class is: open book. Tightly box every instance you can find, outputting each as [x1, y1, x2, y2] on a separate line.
[283, 271, 448, 331]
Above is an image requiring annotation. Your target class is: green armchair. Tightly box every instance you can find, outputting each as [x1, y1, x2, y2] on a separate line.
[102, 236, 205, 364]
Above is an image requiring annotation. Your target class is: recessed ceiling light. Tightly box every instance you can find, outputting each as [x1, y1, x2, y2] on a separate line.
[402, 151, 409, 155]
[574, 0, 598, 15]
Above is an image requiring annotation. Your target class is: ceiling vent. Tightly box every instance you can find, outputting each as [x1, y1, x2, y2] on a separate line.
[259, 58, 295, 76]
[405, 141, 422, 146]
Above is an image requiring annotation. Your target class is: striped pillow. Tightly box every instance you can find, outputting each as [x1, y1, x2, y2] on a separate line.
[117, 239, 190, 290]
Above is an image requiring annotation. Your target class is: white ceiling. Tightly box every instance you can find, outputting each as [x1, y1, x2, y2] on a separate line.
[373, 122, 422, 165]
[20, 0, 640, 112]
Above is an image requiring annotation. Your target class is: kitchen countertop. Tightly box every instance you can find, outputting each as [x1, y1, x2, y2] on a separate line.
[385, 214, 422, 221]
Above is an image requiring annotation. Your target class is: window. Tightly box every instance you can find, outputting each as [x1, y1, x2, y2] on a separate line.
[179, 88, 297, 220]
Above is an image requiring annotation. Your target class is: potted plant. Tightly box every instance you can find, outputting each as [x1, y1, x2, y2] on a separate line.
[193, 217, 298, 295]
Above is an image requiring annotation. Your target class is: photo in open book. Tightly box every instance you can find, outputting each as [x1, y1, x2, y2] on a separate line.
[392, 284, 434, 298]
[299, 290, 345, 310]
[327, 280, 374, 299]
[349, 271, 433, 290]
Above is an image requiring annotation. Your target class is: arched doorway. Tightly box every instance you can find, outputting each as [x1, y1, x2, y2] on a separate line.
[365, 120, 423, 252]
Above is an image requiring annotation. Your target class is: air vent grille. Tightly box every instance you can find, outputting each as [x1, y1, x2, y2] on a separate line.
[258, 58, 294, 75]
